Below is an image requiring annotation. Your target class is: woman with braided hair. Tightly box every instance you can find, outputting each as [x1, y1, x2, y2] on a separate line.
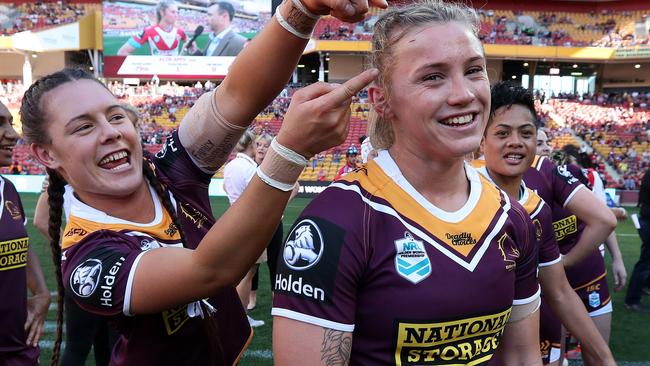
[19, 0, 384, 363]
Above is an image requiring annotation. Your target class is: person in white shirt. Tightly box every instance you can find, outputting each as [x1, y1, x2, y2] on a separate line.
[223, 131, 265, 327]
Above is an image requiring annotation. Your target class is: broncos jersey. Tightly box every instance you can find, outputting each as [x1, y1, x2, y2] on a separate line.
[525, 158, 610, 314]
[0, 176, 39, 362]
[128, 25, 187, 56]
[474, 166, 561, 267]
[473, 165, 563, 364]
[61, 131, 250, 366]
[273, 151, 540, 366]
[551, 164, 610, 314]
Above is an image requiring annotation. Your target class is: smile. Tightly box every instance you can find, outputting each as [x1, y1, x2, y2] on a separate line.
[439, 113, 475, 127]
[504, 153, 525, 162]
[98, 150, 131, 171]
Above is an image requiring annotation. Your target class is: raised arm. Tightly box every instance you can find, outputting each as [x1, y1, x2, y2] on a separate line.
[179, 0, 386, 171]
[130, 70, 378, 313]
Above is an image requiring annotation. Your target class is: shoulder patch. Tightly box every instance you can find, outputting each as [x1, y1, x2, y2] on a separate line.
[70, 258, 103, 298]
[275, 216, 345, 303]
[283, 219, 324, 271]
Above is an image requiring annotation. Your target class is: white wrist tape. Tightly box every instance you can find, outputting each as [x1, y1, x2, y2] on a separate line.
[291, 0, 319, 19]
[256, 139, 305, 191]
[271, 137, 308, 166]
[256, 167, 297, 191]
[275, 10, 312, 40]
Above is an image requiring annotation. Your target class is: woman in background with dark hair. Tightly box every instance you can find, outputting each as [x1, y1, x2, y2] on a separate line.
[0, 100, 50, 365]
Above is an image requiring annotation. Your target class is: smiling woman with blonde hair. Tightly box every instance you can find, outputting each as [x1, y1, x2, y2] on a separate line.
[272, 1, 543, 365]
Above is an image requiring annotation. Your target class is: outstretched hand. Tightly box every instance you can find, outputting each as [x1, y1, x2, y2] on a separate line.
[303, 0, 388, 23]
[277, 68, 379, 158]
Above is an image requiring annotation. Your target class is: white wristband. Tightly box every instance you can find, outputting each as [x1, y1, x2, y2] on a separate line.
[275, 10, 312, 40]
[271, 137, 309, 166]
[256, 167, 297, 191]
[291, 0, 319, 20]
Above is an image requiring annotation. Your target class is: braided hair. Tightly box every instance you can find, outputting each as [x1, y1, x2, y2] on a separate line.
[20, 69, 191, 364]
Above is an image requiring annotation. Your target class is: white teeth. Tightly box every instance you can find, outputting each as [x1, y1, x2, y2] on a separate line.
[110, 162, 130, 171]
[99, 151, 128, 166]
[440, 114, 473, 126]
[505, 154, 523, 160]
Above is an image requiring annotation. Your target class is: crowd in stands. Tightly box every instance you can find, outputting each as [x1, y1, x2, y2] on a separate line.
[0, 1, 95, 35]
[3, 77, 650, 185]
[542, 93, 650, 190]
[476, 8, 647, 48]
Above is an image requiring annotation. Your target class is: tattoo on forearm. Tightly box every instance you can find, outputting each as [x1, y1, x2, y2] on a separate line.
[189, 136, 237, 169]
[321, 329, 352, 366]
[282, 0, 317, 35]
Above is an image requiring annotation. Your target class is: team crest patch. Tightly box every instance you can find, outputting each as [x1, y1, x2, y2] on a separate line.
[70, 259, 102, 298]
[283, 219, 324, 270]
[394, 232, 431, 284]
[5, 200, 22, 220]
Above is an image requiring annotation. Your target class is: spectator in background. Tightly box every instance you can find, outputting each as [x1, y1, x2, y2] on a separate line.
[626, 168, 650, 313]
[117, 0, 187, 56]
[188, 2, 246, 57]
[223, 131, 266, 328]
[334, 146, 358, 179]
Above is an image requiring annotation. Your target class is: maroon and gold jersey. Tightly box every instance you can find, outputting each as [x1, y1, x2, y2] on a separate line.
[0, 176, 39, 363]
[61, 131, 250, 366]
[474, 165, 560, 267]
[273, 151, 540, 365]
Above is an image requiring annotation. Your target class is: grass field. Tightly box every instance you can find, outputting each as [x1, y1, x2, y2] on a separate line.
[17, 193, 650, 365]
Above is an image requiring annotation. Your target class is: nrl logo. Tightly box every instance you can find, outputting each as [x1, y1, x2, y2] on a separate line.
[394, 232, 431, 284]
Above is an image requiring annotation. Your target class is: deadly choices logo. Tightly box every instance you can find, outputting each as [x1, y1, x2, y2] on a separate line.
[283, 219, 324, 271]
[70, 259, 102, 298]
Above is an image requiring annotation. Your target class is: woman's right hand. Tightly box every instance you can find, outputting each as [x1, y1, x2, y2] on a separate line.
[276, 69, 378, 159]
[302, 0, 388, 23]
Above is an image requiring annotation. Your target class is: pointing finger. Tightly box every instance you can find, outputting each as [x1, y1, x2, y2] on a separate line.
[319, 68, 378, 108]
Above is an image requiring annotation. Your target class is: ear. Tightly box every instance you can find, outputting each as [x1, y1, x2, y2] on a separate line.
[368, 84, 393, 120]
[479, 136, 486, 156]
[30, 143, 61, 170]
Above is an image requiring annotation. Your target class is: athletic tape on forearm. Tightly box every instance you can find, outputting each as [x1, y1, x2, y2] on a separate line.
[178, 91, 248, 171]
[256, 139, 306, 191]
[291, 0, 319, 19]
[274, 0, 317, 40]
[508, 296, 541, 323]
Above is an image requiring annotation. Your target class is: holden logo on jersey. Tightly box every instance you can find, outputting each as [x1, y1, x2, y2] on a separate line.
[394, 232, 431, 284]
[283, 219, 324, 271]
[70, 259, 102, 298]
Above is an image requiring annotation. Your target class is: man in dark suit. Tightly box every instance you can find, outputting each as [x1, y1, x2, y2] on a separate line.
[626, 168, 650, 313]
[190, 1, 247, 56]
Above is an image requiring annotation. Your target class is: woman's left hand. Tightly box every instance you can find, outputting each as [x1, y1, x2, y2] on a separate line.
[24, 292, 51, 347]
